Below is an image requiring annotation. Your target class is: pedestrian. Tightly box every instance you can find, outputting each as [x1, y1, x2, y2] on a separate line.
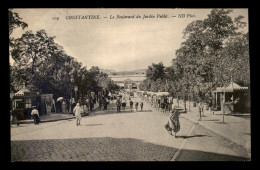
[122, 98, 126, 111]
[157, 98, 161, 111]
[208, 98, 214, 114]
[10, 107, 19, 126]
[168, 96, 173, 113]
[89, 97, 94, 111]
[140, 101, 143, 111]
[71, 100, 76, 115]
[82, 99, 87, 114]
[66, 99, 70, 114]
[129, 99, 133, 112]
[98, 97, 103, 110]
[108, 91, 112, 100]
[135, 102, 139, 112]
[116, 97, 121, 112]
[56, 101, 61, 113]
[86, 98, 90, 111]
[103, 97, 108, 110]
[160, 96, 165, 113]
[164, 96, 168, 113]
[198, 100, 202, 121]
[201, 100, 205, 116]
[92, 98, 95, 110]
[73, 103, 83, 126]
[62, 100, 67, 114]
[164, 104, 180, 138]
[31, 106, 40, 125]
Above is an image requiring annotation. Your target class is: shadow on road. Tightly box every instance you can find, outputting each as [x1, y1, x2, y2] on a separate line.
[230, 115, 251, 119]
[214, 122, 229, 124]
[81, 124, 103, 126]
[11, 137, 249, 161]
[202, 119, 220, 121]
[176, 135, 210, 139]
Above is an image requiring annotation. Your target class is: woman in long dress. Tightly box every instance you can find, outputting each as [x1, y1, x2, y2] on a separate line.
[164, 104, 180, 138]
[62, 100, 67, 114]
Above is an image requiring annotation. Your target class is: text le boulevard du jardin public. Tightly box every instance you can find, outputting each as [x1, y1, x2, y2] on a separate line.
[61, 14, 196, 20]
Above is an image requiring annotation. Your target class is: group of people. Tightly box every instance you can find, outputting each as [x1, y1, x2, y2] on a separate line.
[116, 97, 144, 112]
[10, 105, 41, 126]
[55, 99, 70, 113]
[98, 96, 109, 111]
[55, 96, 98, 115]
[143, 94, 176, 114]
[197, 99, 214, 121]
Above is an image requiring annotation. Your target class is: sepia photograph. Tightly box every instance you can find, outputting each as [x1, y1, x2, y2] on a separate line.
[9, 8, 250, 161]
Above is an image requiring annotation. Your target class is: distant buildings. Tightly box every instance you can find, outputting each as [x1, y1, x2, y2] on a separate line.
[108, 69, 147, 90]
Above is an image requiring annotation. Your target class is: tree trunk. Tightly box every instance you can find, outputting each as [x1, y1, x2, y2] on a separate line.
[31, 58, 35, 75]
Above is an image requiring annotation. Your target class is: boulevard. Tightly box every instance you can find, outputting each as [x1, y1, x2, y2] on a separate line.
[11, 94, 249, 161]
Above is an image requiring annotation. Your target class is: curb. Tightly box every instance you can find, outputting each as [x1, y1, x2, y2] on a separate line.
[17, 107, 99, 124]
[181, 113, 251, 159]
[142, 98, 251, 159]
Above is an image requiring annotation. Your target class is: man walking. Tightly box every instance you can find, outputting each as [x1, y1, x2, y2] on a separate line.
[208, 98, 214, 115]
[31, 106, 40, 125]
[116, 97, 121, 112]
[129, 99, 133, 112]
[140, 101, 143, 111]
[135, 102, 139, 112]
[73, 103, 83, 126]
[103, 97, 108, 110]
[198, 100, 202, 121]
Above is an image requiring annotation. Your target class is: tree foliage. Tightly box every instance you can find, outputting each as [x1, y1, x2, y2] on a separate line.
[141, 9, 249, 102]
[10, 29, 119, 100]
[9, 9, 28, 47]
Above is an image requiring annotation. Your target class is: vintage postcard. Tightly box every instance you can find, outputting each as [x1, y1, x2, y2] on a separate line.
[9, 8, 250, 161]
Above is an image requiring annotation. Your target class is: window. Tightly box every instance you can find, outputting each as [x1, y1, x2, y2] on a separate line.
[25, 98, 32, 108]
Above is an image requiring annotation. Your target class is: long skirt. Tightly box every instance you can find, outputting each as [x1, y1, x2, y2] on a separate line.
[11, 116, 18, 125]
[62, 105, 67, 113]
[165, 113, 180, 133]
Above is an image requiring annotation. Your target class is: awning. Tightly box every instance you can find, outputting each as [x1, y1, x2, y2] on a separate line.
[156, 92, 170, 96]
[215, 82, 248, 92]
[15, 88, 30, 96]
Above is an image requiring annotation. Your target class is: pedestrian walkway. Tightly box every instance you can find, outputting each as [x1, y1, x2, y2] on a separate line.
[177, 100, 251, 158]
[17, 104, 99, 124]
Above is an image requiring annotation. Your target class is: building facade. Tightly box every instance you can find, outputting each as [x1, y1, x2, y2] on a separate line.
[109, 75, 146, 91]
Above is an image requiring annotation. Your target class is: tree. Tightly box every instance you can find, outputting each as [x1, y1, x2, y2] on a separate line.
[146, 62, 166, 81]
[173, 9, 248, 101]
[11, 30, 55, 75]
[9, 9, 28, 47]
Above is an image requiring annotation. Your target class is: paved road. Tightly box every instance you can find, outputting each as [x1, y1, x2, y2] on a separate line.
[10, 95, 250, 161]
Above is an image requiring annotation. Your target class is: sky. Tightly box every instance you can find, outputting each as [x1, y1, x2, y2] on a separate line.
[10, 8, 248, 71]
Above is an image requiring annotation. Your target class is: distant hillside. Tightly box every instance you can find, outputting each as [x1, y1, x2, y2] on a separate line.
[100, 69, 116, 75]
[111, 69, 147, 76]
[100, 68, 147, 76]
